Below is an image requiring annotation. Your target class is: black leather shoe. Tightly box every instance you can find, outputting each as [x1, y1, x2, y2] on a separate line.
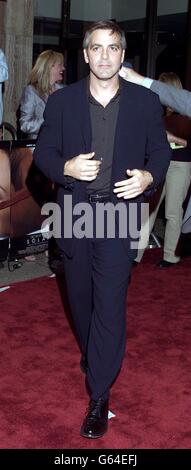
[80, 398, 108, 439]
[80, 355, 88, 374]
[157, 259, 178, 268]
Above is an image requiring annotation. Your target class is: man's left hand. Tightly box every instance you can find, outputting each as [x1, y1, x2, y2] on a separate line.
[166, 131, 187, 147]
[113, 169, 153, 199]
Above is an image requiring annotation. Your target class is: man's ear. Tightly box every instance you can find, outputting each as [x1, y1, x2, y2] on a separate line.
[83, 49, 89, 64]
[121, 50, 125, 65]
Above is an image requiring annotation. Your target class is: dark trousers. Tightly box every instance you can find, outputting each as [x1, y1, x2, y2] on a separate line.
[63, 235, 132, 401]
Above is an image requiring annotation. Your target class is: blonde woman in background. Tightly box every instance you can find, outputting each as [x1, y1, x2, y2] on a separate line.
[0, 49, 8, 140]
[19, 50, 65, 139]
[19, 50, 65, 261]
[0, 49, 8, 125]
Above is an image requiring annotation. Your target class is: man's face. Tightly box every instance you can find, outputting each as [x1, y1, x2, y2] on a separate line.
[50, 61, 64, 86]
[83, 29, 125, 81]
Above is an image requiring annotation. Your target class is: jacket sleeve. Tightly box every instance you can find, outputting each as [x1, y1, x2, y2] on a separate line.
[151, 80, 191, 118]
[33, 90, 73, 189]
[144, 92, 172, 195]
[19, 86, 44, 135]
[0, 49, 8, 83]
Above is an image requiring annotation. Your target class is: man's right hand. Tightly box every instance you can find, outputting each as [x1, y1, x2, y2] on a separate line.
[119, 66, 144, 85]
[64, 152, 101, 181]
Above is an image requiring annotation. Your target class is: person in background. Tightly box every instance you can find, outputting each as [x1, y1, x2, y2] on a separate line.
[119, 64, 191, 118]
[34, 20, 171, 439]
[19, 50, 65, 261]
[119, 63, 191, 256]
[19, 50, 65, 139]
[134, 72, 191, 266]
[0, 49, 8, 137]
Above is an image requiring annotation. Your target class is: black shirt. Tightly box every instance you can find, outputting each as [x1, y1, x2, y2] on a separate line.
[87, 88, 120, 195]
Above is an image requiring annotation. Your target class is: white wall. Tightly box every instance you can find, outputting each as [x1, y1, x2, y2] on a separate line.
[33, 0, 62, 18]
[111, 0, 147, 21]
[70, 0, 112, 21]
[111, 0, 188, 21]
[158, 0, 188, 15]
[33, 0, 189, 20]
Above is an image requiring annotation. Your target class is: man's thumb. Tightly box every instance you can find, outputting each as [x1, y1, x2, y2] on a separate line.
[126, 168, 137, 176]
[83, 152, 95, 159]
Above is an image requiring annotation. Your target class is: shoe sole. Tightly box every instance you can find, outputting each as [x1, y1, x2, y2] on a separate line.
[80, 425, 108, 439]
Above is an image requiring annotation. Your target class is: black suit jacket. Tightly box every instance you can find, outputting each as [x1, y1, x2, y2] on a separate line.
[34, 77, 171, 257]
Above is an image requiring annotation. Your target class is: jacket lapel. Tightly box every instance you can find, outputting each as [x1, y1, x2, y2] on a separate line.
[109, 80, 137, 198]
[113, 80, 136, 168]
[114, 79, 135, 152]
[74, 78, 92, 153]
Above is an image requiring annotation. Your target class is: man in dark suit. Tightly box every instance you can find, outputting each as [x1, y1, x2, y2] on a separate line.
[34, 21, 171, 439]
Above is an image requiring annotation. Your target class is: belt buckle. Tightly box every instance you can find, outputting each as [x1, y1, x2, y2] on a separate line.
[88, 193, 109, 203]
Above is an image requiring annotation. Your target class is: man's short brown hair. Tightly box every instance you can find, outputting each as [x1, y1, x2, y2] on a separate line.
[83, 20, 127, 50]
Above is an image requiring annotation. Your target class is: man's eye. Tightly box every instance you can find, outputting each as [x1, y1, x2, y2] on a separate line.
[92, 47, 99, 52]
[110, 46, 119, 51]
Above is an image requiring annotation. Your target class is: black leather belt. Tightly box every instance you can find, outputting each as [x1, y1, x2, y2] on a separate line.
[87, 193, 110, 203]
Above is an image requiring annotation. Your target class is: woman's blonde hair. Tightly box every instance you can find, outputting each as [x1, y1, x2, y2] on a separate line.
[29, 50, 64, 96]
[158, 71, 183, 89]
[158, 72, 183, 115]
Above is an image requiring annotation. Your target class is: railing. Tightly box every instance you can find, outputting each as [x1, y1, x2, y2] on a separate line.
[0, 121, 17, 140]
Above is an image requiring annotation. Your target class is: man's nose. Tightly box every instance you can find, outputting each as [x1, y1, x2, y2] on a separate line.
[101, 48, 109, 59]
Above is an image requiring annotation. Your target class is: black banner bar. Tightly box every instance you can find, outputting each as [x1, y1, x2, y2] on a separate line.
[0, 449, 190, 468]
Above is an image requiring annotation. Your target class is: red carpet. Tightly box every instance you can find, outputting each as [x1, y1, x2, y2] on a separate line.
[0, 249, 191, 449]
